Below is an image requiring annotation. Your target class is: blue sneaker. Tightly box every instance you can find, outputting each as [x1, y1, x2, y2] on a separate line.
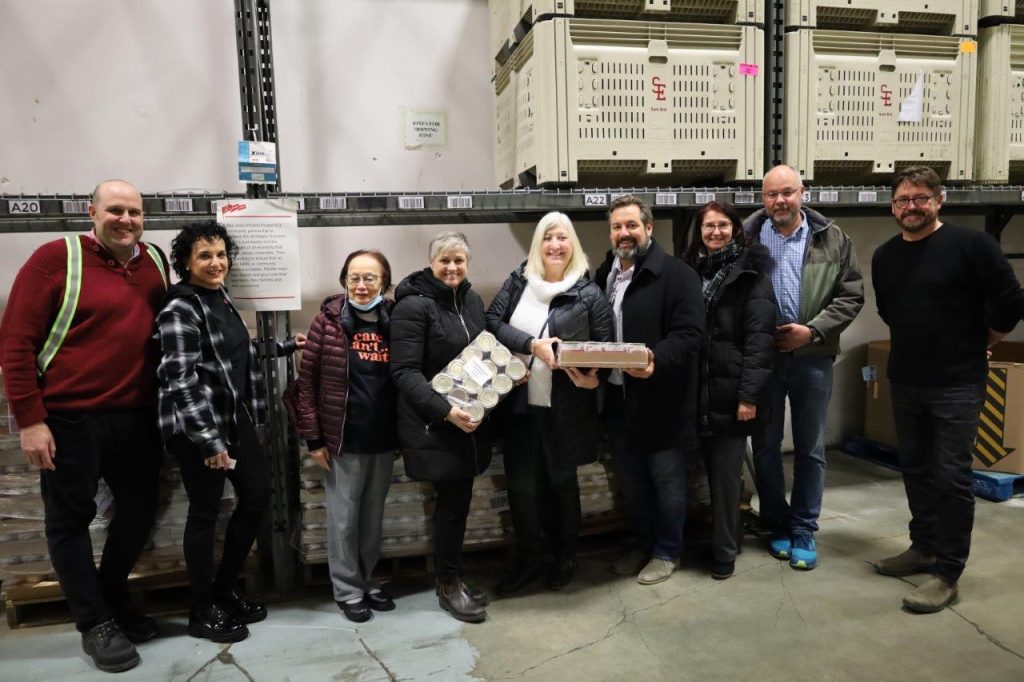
[767, 534, 791, 560]
[790, 535, 817, 570]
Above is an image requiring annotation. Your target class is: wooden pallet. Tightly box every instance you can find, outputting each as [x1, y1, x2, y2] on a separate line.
[3, 559, 261, 629]
[972, 470, 1024, 502]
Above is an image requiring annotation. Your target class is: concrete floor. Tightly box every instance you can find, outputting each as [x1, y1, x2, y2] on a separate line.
[2, 450, 1023, 681]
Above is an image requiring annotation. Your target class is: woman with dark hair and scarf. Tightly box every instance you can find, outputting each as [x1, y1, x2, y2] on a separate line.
[683, 202, 776, 580]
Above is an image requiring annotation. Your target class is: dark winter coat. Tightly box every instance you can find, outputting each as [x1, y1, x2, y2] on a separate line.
[485, 265, 614, 467]
[292, 294, 394, 458]
[594, 239, 705, 454]
[390, 268, 492, 482]
[693, 244, 777, 437]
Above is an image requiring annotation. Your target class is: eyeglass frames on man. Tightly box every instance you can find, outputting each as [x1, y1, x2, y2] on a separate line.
[892, 194, 938, 209]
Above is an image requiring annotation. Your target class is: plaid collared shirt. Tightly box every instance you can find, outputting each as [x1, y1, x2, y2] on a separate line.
[155, 288, 266, 456]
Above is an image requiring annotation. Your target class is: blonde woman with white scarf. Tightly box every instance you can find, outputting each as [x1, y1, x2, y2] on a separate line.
[486, 212, 613, 595]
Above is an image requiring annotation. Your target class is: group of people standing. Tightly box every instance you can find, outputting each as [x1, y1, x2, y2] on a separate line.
[2, 164, 1022, 674]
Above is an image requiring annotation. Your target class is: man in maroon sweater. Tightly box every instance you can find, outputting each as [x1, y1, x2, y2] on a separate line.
[0, 179, 168, 673]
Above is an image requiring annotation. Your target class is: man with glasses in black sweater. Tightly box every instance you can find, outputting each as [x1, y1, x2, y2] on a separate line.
[872, 165, 1024, 613]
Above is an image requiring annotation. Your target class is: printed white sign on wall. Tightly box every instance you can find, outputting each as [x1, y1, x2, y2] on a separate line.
[404, 108, 448, 148]
[215, 198, 301, 311]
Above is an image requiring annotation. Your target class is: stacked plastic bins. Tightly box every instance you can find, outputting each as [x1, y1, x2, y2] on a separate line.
[782, 1, 980, 183]
[975, 3, 1024, 182]
[490, 1, 767, 187]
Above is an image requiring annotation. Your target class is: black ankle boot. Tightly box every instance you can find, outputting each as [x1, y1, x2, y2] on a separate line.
[547, 554, 577, 590]
[496, 558, 547, 596]
[436, 578, 486, 623]
[188, 604, 249, 643]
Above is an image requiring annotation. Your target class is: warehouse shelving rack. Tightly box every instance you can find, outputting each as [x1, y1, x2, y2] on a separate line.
[1, 0, 1023, 594]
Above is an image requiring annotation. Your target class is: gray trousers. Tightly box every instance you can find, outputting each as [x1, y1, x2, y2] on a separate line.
[324, 452, 394, 602]
[700, 434, 746, 564]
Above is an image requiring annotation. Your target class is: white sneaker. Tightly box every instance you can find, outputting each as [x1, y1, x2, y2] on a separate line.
[636, 558, 679, 585]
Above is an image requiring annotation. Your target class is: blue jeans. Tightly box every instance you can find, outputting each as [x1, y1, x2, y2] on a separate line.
[891, 382, 983, 583]
[605, 387, 686, 560]
[752, 352, 834, 537]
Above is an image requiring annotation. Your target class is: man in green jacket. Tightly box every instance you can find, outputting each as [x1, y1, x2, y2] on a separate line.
[743, 165, 864, 571]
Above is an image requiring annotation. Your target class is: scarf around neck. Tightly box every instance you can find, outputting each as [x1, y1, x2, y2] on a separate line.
[694, 240, 743, 314]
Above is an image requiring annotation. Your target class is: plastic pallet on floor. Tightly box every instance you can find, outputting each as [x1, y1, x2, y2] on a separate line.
[972, 470, 1024, 502]
[840, 435, 901, 471]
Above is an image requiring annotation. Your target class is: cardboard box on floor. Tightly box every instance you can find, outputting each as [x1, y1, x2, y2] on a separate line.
[863, 340, 1024, 475]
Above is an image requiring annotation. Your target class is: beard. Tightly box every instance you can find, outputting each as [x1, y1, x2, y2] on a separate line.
[613, 238, 651, 260]
[895, 210, 936, 233]
[770, 207, 797, 228]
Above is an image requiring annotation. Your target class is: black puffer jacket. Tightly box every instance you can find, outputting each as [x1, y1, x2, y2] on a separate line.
[695, 243, 777, 437]
[485, 265, 614, 467]
[390, 268, 492, 482]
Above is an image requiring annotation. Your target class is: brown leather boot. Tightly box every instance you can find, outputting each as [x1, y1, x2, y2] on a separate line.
[436, 578, 486, 623]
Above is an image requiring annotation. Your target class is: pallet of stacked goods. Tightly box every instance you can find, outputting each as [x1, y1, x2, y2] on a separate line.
[785, 1, 977, 34]
[297, 443, 626, 564]
[0, 381, 248, 627]
[494, 18, 765, 188]
[490, 0, 764, 69]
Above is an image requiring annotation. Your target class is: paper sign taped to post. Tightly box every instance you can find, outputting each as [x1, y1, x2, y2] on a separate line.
[215, 199, 302, 311]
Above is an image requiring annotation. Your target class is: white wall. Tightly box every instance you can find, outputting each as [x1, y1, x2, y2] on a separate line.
[2, 0, 1023, 448]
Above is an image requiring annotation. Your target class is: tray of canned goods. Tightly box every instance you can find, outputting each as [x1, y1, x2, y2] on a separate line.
[430, 331, 528, 422]
[557, 341, 649, 369]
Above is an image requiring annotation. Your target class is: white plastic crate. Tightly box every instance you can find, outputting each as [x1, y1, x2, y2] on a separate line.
[785, 1, 977, 34]
[975, 24, 1024, 182]
[489, 0, 764, 66]
[494, 19, 765, 188]
[783, 30, 977, 183]
[980, 0, 1023, 20]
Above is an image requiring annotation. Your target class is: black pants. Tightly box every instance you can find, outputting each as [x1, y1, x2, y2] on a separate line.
[169, 408, 270, 609]
[503, 407, 582, 557]
[700, 434, 746, 564]
[891, 382, 984, 583]
[41, 407, 163, 632]
[432, 477, 475, 581]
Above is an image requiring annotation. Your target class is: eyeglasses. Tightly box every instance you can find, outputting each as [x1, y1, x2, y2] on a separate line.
[700, 222, 733, 233]
[892, 194, 938, 209]
[762, 188, 802, 201]
[346, 274, 379, 286]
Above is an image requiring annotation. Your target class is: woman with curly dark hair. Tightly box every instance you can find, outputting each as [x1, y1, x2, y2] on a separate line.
[156, 221, 303, 642]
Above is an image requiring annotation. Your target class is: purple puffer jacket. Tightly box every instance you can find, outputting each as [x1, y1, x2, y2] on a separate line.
[293, 294, 393, 457]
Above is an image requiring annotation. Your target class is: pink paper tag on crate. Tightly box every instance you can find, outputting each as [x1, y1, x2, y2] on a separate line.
[739, 63, 759, 77]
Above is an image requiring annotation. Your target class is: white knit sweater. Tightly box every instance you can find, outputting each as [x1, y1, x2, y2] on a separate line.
[508, 271, 577, 407]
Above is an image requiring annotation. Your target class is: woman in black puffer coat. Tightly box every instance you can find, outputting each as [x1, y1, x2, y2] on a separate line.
[390, 231, 492, 624]
[486, 212, 613, 596]
[684, 201, 777, 580]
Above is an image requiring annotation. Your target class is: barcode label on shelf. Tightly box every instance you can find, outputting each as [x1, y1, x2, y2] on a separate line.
[695, 192, 715, 204]
[818, 191, 839, 203]
[489, 491, 510, 512]
[319, 196, 347, 210]
[399, 196, 425, 209]
[62, 200, 90, 214]
[583, 194, 607, 207]
[734, 192, 755, 205]
[857, 191, 878, 203]
[7, 199, 41, 215]
[292, 197, 305, 211]
[447, 195, 473, 209]
[164, 198, 193, 212]
[655, 193, 678, 206]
